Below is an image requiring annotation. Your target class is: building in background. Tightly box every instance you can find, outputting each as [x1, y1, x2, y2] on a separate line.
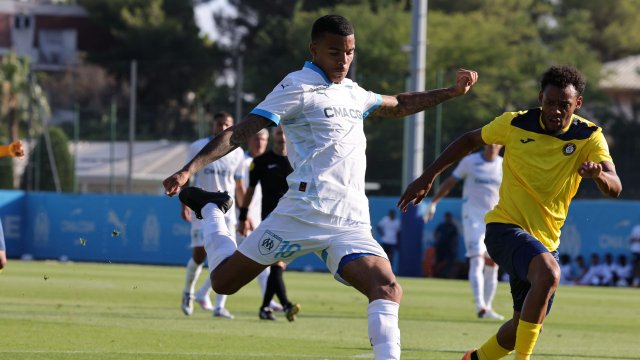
[0, 0, 104, 71]
[71, 140, 189, 194]
[600, 55, 640, 122]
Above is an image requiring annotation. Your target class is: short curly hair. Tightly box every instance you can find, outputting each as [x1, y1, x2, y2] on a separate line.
[311, 15, 354, 41]
[540, 65, 586, 96]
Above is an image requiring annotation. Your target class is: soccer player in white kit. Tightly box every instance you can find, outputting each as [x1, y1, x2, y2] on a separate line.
[180, 111, 245, 319]
[425, 144, 504, 320]
[164, 15, 478, 359]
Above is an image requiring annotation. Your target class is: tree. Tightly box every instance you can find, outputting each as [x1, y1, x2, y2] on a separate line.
[0, 156, 13, 189]
[78, 0, 223, 138]
[22, 126, 74, 192]
[0, 53, 50, 141]
[556, 0, 640, 61]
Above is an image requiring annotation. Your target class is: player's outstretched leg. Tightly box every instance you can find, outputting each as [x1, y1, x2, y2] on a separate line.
[180, 186, 237, 281]
[341, 256, 402, 360]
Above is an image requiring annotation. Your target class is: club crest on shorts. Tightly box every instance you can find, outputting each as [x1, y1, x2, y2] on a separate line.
[258, 230, 283, 255]
[562, 143, 576, 156]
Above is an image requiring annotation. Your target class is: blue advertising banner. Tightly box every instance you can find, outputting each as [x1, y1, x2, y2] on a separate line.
[2, 191, 638, 276]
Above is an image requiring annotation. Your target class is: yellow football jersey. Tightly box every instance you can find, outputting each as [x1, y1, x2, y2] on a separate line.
[481, 108, 613, 251]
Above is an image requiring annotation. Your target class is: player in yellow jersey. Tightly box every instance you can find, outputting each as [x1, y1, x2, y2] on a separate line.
[0, 140, 25, 272]
[398, 65, 622, 360]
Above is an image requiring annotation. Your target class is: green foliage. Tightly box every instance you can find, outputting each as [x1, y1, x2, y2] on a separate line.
[22, 127, 74, 192]
[557, 0, 640, 61]
[0, 53, 50, 141]
[78, 0, 222, 137]
[0, 156, 13, 189]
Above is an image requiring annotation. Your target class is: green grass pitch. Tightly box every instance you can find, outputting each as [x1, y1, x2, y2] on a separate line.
[0, 261, 638, 359]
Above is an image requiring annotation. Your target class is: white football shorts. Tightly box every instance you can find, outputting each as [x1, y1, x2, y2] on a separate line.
[462, 208, 488, 258]
[238, 208, 387, 286]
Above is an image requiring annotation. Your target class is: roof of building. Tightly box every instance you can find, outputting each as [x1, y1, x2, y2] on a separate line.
[71, 140, 190, 185]
[600, 54, 640, 91]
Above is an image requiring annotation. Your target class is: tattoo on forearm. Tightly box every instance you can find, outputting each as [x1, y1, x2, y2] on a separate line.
[186, 116, 272, 174]
[372, 88, 455, 118]
[229, 117, 272, 147]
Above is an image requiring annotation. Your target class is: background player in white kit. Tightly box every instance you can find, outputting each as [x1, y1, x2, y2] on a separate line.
[164, 15, 478, 360]
[425, 144, 504, 320]
[180, 111, 244, 319]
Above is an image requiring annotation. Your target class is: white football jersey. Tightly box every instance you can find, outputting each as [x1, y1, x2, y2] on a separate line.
[452, 152, 502, 215]
[249, 61, 382, 224]
[187, 137, 244, 223]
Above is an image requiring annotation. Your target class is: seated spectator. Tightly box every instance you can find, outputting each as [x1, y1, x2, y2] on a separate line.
[630, 224, 640, 286]
[601, 253, 615, 286]
[574, 255, 588, 280]
[580, 253, 613, 286]
[612, 254, 633, 287]
[559, 254, 576, 285]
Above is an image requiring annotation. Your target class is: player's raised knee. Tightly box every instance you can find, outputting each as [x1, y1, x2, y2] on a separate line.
[210, 272, 240, 295]
[376, 281, 403, 303]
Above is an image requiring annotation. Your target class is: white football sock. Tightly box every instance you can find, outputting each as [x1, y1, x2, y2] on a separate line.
[184, 258, 203, 295]
[257, 267, 270, 296]
[195, 275, 212, 300]
[469, 256, 486, 312]
[202, 203, 237, 272]
[214, 293, 227, 309]
[483, 264, 499, 310]
[368, 299, 401, 360]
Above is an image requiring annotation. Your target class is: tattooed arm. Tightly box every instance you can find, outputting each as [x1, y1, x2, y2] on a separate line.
[163, 115, 273, 196]
[370, 69, 478, 118]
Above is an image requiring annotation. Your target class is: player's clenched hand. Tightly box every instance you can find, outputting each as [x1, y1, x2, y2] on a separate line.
[397, 175, 433, 212]
[9, 140, 24, 158]
[578, 161, 602, 179]
[163, 170, 190, 196]
[452, 68, 478, 96]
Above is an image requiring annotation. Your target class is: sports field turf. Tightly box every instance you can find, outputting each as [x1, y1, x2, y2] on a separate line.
[0, 261, 637, 359]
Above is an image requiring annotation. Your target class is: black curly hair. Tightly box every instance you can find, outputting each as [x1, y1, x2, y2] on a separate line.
[540, 65, 586, 96]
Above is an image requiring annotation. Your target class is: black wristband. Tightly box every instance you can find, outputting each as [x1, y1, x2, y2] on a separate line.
[238, 207, 249, 221]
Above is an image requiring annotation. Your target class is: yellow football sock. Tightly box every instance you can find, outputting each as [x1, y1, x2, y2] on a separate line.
[515, 319, 542, 360]
[477, 334, 512, 360]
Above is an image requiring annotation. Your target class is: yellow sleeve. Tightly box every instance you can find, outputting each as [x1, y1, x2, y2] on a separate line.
[0, 145, 11, 157]
[481, 112, 514, 145]
[586, 130, 613, 164]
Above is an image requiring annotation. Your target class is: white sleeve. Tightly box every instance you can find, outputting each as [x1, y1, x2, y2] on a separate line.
[249, 76, 303, 125]
[452, 155, 470, 180]
[353, 82, 382, 119]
